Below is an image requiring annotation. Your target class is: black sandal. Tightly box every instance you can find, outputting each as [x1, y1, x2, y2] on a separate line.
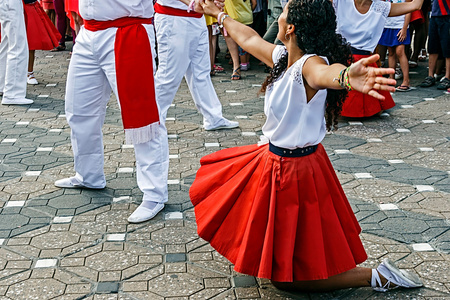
[231, 67, 241, 80]
[50, 45, 66, 52]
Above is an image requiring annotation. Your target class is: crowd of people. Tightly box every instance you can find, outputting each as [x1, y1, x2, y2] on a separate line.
[0, 0, 448, 295]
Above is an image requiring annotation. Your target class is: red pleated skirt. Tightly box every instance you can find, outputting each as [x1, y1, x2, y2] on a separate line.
[24, 1, 61, 50]
[189, 143, 367, 282]
[341, 54, 395, 118]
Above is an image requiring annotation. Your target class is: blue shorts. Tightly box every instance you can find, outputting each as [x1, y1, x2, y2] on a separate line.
[378, 28, 411, 47]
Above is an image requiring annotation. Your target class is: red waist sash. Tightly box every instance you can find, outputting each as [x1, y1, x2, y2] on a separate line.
[83, 17, 159, 144]
[154, 3, 203, 18]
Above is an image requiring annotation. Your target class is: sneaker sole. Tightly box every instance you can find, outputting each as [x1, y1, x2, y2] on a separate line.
[383, 259, 423, 288]
[205, 125, 239, 131]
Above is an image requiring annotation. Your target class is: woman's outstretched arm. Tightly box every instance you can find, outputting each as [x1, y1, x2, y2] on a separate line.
[389, 0, 423, 17]
[303, 54, 397, 100]
[198, 0, 277, 67]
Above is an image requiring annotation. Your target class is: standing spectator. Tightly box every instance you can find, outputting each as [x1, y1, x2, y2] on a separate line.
[419, 0, 450, 89]
[23, 0, 61, 85]
[51, 0, 67, 51]
[0, 0, 33, 105]
[223, 0, 255, 79]
[378, 0, 412, 91]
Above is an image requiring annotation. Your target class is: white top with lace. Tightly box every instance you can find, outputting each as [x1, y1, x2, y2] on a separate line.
[262, 46, 328, 150]
[333, 0, 391, 52]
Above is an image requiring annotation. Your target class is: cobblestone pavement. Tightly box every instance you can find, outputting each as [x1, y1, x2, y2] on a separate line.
[0, 40, 449, 299]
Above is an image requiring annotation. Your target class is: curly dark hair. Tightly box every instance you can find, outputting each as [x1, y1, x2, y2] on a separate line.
[261, 0, 352, 131]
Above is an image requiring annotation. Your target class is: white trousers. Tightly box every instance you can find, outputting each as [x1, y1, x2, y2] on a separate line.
[65, 25, 168, 203]
[0, 0, 28, 100]
[154, 13, 225, 127]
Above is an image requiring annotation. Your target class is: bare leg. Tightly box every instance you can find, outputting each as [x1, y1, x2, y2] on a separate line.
[396, 45, 410, 87]
[271, 267, 372, 292]
[71, 11, 83, 35]
[224, 35, 240, 79]
[28, 50, 35, 73]
[445, 58, 450, 79]
[428, 53, 438, 77]
[207, 25, 217, 72]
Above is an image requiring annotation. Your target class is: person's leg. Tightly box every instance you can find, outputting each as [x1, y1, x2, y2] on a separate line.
[52, 0, 66, 49]
[396, 44, 410, 87]
[272, 267, 372, 292]
[71, 11, 83, 35]
[410, 21, 426, 63]
[207, 25, 217, 74]
[224, 36, 240, 79]
[377, 45, 388, 66]
[154, 13, 191, 122]
[428, 53, 438, 77]
[28, 50, 34, 73]
[127, 23, 170, 222]
[61, 27, 111, 188]
[185, 19, 238, 130]
[0, 0, 30, 103]
[272, 259, 422, 293]
[387, 46, 396, 80]
[27, 50, 38, 85]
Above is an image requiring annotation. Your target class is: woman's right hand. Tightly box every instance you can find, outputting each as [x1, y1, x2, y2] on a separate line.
[196, 0, 222, 18]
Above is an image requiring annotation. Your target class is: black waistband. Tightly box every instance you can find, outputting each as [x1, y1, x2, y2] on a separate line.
[269, 142, 318, 157]
[351, 47, 372, 56]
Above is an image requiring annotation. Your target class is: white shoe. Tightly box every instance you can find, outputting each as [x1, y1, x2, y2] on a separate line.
[394, 69, 403, 80]
[204, 119, 239, 131]
[55, 177, 86, 188]
[54, 176, 105, 189]
[371, 258, 423, 292]
[128, 203, 164, 223]
[2, 98, 34, 105]
[27, 72, 38, 85]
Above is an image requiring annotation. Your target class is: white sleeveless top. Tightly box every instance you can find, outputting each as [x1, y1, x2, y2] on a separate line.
[333, 0, 391, 52]
[262, 46, 328, 150]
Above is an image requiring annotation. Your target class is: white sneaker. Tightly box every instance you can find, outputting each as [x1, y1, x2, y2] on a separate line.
[55, 177, 86, 188]
[2, 98, 34, 105]
[128, 203, 164, 223]
[204, 119, 239, 131]
[27, 72, 38, 85]
[394, 69, 403, 80]
[371, 258, 423, 292]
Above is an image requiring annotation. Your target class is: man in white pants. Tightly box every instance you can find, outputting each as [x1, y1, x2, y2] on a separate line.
[54, 0, 168, 222]
[126, 0, 238, 223]
[0, 0, 33, 105]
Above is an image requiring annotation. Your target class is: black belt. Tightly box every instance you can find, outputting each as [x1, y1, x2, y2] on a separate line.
[351, 47, 372, 56]
[269, 142, 318, 157]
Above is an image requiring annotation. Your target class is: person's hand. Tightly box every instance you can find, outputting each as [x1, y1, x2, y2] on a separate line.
[195, 0, 223, 16]
[397, 28, 407, 42]
[348, 54, 396, 100]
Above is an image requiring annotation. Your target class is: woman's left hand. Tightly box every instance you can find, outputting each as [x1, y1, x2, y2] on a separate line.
[348, 54, 396, 100]
[397, 28, 407, 42]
